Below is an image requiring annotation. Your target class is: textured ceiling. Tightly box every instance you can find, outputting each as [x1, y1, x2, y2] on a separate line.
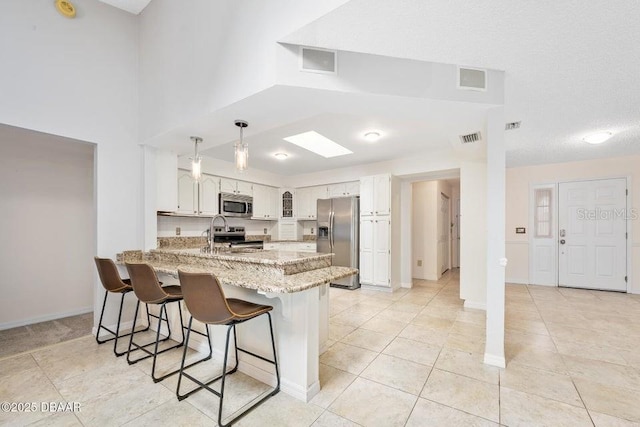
[282, 0, 640, 167]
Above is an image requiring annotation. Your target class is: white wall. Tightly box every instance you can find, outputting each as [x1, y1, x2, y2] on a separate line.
[460, 161, 488, 308]
[506, 155, 640, 294]
[0, 0, 141, 328]
[412, 181, 439, 280]
[412, 180, 453, 281]
[138, 0, 350, 141]
[0, 125, 95, 328]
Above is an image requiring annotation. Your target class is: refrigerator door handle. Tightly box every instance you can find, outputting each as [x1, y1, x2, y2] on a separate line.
[329, 211, 335, 249]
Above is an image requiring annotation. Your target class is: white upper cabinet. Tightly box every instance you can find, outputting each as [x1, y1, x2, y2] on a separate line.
[198, 174, 219, 215]
[359, 176, 375, 216]
[253, 184, 278, 220]
[280, 189, 295, 219]
[220, 178, 253, 196]
[177, 170, 218, 215]
[296, 185, 328, 220]
[374, 175, 391, 215]
[177, 170, 197, 214]
[327, 181, 359, 198]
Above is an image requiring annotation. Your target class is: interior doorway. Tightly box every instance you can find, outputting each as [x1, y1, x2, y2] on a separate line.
[439, 192, 450, 275]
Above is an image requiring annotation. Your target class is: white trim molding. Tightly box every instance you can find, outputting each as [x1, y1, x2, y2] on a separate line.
[484, 353, 506, 368]
[463, 300, 486, 311]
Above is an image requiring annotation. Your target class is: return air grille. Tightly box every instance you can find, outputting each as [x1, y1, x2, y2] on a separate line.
[458, 67, 487, 91]
[300, 47, 337, 74]
[460, 132, 482, 144]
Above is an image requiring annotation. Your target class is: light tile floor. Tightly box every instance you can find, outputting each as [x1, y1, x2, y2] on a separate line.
[2, 270, 640, 426]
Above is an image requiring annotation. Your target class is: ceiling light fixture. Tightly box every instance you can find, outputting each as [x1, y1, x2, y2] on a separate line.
[583, 131, 613, 145]
[190, 136, 202, 182]
[363, 131, 381, 142]
[274, 153, 288, 160]
[234, 120, 249, 172]
[283, 131, 353, 158]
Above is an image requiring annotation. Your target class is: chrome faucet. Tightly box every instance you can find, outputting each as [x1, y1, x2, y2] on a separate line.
[209, 214, 228, 252]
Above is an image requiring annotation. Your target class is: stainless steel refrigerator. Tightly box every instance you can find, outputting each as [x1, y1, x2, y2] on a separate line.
[317, 197, 360, 289]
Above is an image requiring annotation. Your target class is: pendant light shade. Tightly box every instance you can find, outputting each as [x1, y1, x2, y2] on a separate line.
[234, 120, 248, 172]
[190, 136, 202, 181]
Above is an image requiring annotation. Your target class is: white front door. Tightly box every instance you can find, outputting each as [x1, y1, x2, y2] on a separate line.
[558, 179, 627, 291]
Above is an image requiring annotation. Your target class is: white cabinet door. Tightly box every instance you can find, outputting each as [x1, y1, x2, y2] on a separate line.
[236, 181, 253, 196]
[374, 175, 391, 216]
[199, 174, 219, 215]
[359, 218, 374, 285]
[253, 185, 277, 219]
[299, 243, 317, 252]
[219, 178, 236, 194]
[252, 184, 267, 218]
[177, 170, 197, 214]
[296, 187, 313, 219]
[360, 176, 374, 216]
[266, 186, 279, 219]
[327, 184, 345, 198]
[373, 217, 390, 287]
[344, 181, 360, 196]
[264, 243, 277, 251]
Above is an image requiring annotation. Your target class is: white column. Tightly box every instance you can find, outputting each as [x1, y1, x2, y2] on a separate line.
[484, 106, 506, 368]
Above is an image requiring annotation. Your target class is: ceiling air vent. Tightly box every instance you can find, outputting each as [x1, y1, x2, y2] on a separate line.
[460, 132, 482, 144]
[299, 47, 337, 74]
[457, 67, 487, 91]
[505, 121, 521, 130]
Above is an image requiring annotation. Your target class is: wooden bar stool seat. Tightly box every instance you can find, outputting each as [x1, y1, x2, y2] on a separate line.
[176, 270, 280, 427]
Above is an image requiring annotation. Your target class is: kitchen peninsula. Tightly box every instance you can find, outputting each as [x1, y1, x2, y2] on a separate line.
[117, 247, 357, 402]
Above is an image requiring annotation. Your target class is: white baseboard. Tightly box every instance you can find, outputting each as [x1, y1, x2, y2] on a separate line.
[360, 285, 393, 293]
[529, 282, 557, 287]
[463, 300, 486, 311]
[505, 278, 529, 285]
[484, 353, 506, 368]
[1, 306, 93, 331]
[400, 282, 413, 289]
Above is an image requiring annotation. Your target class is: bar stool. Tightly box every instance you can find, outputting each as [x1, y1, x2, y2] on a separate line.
[94, 257, 151, 356]
[176, 270, 280, 427]
[125, 262, 212, 382]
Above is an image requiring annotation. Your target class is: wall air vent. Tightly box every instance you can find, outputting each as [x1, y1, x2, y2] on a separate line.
[299, 47, 337, 74]
[460, 132, 482, 144]
[505, 121, 521, 130]
[457, 66, 487, 91]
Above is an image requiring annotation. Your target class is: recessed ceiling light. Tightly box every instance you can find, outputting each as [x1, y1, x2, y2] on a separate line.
[363, 131, 381, 142]
[283, 131, 353, 158]
[274, 153, 288, 160]
[583, 132, 613, 144]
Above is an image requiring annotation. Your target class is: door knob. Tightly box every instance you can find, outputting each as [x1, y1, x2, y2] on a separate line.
[560, 239, 566, 245]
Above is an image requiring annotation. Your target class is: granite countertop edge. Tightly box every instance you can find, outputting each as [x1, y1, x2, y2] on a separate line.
[131, 260, 357, 294]
[150, 248, 331, 266]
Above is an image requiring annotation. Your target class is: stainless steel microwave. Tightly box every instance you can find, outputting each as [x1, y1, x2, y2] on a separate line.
[219, 193, 253, 218]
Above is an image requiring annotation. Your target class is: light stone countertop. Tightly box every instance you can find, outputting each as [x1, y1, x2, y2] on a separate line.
[118, 249, 357, 294]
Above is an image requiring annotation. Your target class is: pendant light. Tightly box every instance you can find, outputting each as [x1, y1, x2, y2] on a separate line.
[190, 136, 202, 181]
[234, 120, 248, 172]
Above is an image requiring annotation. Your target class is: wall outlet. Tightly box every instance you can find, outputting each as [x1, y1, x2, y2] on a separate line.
[263, 228, 268, 234]
[311, 228, 315, 234]
[175, 227, 181, 236]
[417, 260, 422, 267]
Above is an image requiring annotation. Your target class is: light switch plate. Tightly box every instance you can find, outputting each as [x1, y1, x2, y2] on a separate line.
[417, 260, 423, 267]
[176, 227, 181, 236]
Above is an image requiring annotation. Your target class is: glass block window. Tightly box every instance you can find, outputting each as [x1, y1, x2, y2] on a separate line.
[534, 188, 552, 238]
